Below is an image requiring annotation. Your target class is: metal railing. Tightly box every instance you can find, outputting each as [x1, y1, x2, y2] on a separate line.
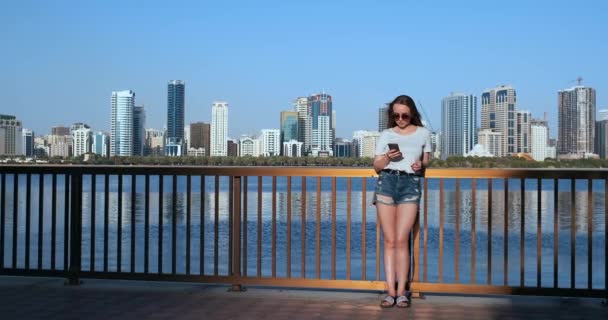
[0, 165, 606, 298]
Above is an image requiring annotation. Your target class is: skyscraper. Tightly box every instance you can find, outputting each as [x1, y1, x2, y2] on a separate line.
[0, 115, 22, 156]
[190, 122, 211, 156]
[260, 129, 281, 157]
[22, 129, 34, 157]
[280, 111, 298, 155]
[166, 80, 185, 156]
[110, 90, 135, 156]
[595, 120, 608, 159]
[309, 93, 333, 157]
[531, 119, 549, 161]
[440, 93, 477, 159]
[92, 132, 110, 157]
[133, 106, 145, 156]
[72, 123, 92, 157]
[481, 85, 517, 156]
[293, 97, 309, 152]
[211, 101, 228, 156]
[516, 110, 531, 154]
[378, 104, 389, 132]
[558, 86, 596, 159]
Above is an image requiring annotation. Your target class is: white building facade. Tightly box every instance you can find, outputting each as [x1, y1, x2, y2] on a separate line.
[211, 101, 228, 156]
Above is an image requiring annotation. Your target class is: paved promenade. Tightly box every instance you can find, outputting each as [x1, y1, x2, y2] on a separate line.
[0, 276, 606, 319]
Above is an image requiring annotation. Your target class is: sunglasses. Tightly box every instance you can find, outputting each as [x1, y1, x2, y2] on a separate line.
[392, 113, 411, 120]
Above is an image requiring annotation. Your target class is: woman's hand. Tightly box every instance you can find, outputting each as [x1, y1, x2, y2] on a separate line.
[411, 160, 423, 171]
[386, 149, 402, 161]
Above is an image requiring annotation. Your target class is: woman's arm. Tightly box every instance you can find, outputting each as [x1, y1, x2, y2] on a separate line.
[373, 153, 390, 173]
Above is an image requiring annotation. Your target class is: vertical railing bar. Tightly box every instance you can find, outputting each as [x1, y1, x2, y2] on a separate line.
[0, 173, 5, 270]
[331, 177, 336, 280]
[316, 176, 321, 279]
[272, 176, 277, 278]
[503, 178, 508, 286]
[553, 178, 558, 289]
[200, 175, 205, 276]
[214, 175, 219, 276]
[186, 175, 191, 275]
[286, 176, 292, 278]
[520, 178, 525, 288]
[68, 173, 83, 284]
[346, 177, 352, 280]
[117, 174, 123, 273]
[51, 174, 57, 271]
[171, 174, 177, 275]
[487, 178, 492, 285]
[103, 174, 109, 273]
[587, 178, 592, 290]
[376, 212, 380, 281]
[471, 178, 476, 285]
[455, 178, 461, 284]
[301, 177, 306, 279]
[89, 174, 95, 272]
[439, 178, 444, 283]
[570, 178, 575, 289]
[158, 175, 164, 274]
[11, 174, 18, 269]
[228, 176, 233, 276]
[130, 174, 136, 274]
[257, 176, 262, 278]
[232, 176, 242, 283]
[144, 175, 150, 274]
[63, 174, 69, 272]
[361, 177, 367, 280]
[423, 177, 428, 283]
[243, 176, 248, 277]
[537, 177, 542, 288]
[25, 174, 31, 270]
[38, 173, 44, 270]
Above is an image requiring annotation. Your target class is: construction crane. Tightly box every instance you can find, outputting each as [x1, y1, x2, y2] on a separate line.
[568, 76, 583, 86]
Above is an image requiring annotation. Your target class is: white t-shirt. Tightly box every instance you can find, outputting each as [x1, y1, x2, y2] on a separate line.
[375, 126, 432, 173]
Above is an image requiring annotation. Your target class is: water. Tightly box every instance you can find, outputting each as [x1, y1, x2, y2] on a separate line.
[1, 175, 606, 289]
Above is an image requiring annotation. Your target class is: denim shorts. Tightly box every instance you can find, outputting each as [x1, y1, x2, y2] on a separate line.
[373, 170, 422, 205]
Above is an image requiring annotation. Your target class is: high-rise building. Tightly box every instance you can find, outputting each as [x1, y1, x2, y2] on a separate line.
[189, 122, 211, 156]
[598, 109, 608, 121]
[239, 136, 260, 157]
[165, 80, 185, 156]
[309, 93, 333, 156]
[531, 119, 549, 161]
[22, 129, 34, 157]
[293, 97, 310, 153]
[260, 129, 281, 157]
[595, 120, 608, 159]
[52, 126, 70, 136]
[334, 139, 353, 158]
[280, 111, 298, 155]
[558, 86, 596, 159]
[361, 133, 380, 158]
[378, 104, 389, 132]
[144, 129, 164, 156]
[72, 123, 92, 157]
[110, 90, 135, 156]
[211, 101, 228, 156]
[0, 115, 22, 156]
[516, 110, 531, 154]
[440, 93, 477, 159]
[478, 129, 502, 157]
[92, 132, 110, 157]
[481, 85, 517, 156]
[133, 106, 145, 156]
[353, 130, 379, 158]
[227, 139, 239, 157]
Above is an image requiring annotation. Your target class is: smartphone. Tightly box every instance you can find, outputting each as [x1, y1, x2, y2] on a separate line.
[388, 143, 400, 151]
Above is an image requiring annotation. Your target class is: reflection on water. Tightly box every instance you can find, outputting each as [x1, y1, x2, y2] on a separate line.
[0, 175, 605, 289]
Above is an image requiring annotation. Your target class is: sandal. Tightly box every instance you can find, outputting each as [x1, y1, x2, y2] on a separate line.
[380, 295, 396, 308]
[395, 294, 411, 308]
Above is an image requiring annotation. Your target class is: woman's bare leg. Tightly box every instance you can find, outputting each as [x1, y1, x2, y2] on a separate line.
[395, 203, 418, 296]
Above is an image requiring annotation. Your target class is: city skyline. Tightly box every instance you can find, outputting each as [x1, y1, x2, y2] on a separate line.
[3, 1, 607, 139]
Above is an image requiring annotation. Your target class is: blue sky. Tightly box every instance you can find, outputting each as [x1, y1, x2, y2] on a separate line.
[2, 0, 607, 139]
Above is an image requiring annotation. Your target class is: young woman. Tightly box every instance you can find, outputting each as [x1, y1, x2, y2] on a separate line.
[373, 95, 431, 308]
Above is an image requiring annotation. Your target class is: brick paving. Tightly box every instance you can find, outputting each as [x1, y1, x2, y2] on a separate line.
[0, 276, 606, 319]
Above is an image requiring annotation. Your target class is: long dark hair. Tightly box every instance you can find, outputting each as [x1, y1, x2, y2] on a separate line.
[387, 95, 424, 128]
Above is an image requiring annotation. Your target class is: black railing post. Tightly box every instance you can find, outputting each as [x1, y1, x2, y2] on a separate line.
[230, 176, 244, 292]
[67, 172, 83, 285]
